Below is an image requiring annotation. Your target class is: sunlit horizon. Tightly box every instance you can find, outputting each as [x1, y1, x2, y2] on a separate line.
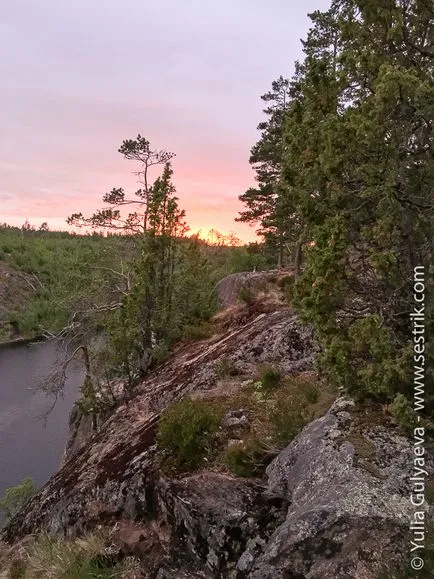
[1, 215, 259, 245]
[1, 0, 329, 245]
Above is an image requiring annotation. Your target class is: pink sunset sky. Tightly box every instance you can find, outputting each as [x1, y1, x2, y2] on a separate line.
[1, 0, 329, 243]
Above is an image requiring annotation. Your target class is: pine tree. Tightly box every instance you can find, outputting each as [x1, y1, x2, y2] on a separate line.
[176, 235, 217, 329]
[292, 0, 433, 402]
[240, 0, 433, 404]
[118, 162, 189, 374]
[68, 137, 189, 378]
[237, 76, 299, 266]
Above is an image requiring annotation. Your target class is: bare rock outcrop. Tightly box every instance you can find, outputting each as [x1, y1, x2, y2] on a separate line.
[151, 399, 424, 578]
[3, 392, 426, 577]
[241, 398, 424, 578]
[1, 308, 315, 545]
[1, 270, 427, 577]
[157, 474, 287, 577]
[215, 269, 292, 309]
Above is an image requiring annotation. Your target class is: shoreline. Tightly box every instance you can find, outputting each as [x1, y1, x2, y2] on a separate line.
[0, 334, 46, 349]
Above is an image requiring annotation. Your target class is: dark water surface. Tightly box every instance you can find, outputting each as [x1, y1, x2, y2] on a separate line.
[0, 341, 84, 504]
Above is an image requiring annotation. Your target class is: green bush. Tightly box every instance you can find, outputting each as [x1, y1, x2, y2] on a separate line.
[63, 555, 126, 578]
[277, 274, 294, 291]
[304, 383, 319, 404]
[0, 478, 37, 520]
[224, 440, 265, 477]
[152, 343, 171, 365]
[157, 398, 222, 471]
[76, 377, 116, 417]
[215, 357, 240, 378]
[18, 533, 137, 578]
[182, 321, 214, 342]
[258, 365, 282, 391]
[388, 394, 418, 435]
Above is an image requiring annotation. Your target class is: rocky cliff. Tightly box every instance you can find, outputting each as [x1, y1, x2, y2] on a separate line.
[1, 272, 431, 578]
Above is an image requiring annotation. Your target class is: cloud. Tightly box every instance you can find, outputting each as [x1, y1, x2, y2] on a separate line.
[0, 0, 330, 241]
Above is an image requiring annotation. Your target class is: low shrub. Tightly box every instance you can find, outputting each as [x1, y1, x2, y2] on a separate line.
[157, 398, 222, 471]
[277, 275, 295, 303]
[215, 357, 240, 378]
[224, 440, 266, 477]
[217, 373, 333, 479]
[182, 321, 214, 342]
[258, 365, 282, 391]
[388, 393, 418, 435]
[76, 377, 116, 417]
[270, 395, 312, 446]
[152, 343, 171, 365]
[0, 477, 37, 520]
[304, 383, 319, 404]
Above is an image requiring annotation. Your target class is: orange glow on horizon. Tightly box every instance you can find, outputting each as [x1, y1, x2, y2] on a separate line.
[1, 161, 260, 243]
[1, 215, 261, 245]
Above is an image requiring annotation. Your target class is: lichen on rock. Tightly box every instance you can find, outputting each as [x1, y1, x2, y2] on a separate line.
[1, 273, 431, 578]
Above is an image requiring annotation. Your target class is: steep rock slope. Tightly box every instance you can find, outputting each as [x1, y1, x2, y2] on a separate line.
[2, 273, 429, 578]
[2, 306, 315, 543]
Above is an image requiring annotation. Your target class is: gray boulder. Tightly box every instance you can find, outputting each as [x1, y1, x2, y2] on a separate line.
[242, 398, 425, 578]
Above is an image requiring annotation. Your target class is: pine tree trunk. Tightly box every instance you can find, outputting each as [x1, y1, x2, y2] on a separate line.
[294, 241, 303, 276]
[277, 242, 284, 269]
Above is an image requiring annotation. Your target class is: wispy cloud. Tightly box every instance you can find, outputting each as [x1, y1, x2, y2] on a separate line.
[0, 0, 329, 241]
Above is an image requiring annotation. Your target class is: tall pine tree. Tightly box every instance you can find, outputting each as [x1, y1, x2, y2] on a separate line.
[237, 76, 299, 266]
[241, 0, 433, 405]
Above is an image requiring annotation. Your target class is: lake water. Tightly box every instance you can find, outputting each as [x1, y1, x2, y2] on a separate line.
[0, 340, 84, 513]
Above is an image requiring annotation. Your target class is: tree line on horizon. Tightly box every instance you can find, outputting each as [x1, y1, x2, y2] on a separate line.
[0, 144, 273, 418]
